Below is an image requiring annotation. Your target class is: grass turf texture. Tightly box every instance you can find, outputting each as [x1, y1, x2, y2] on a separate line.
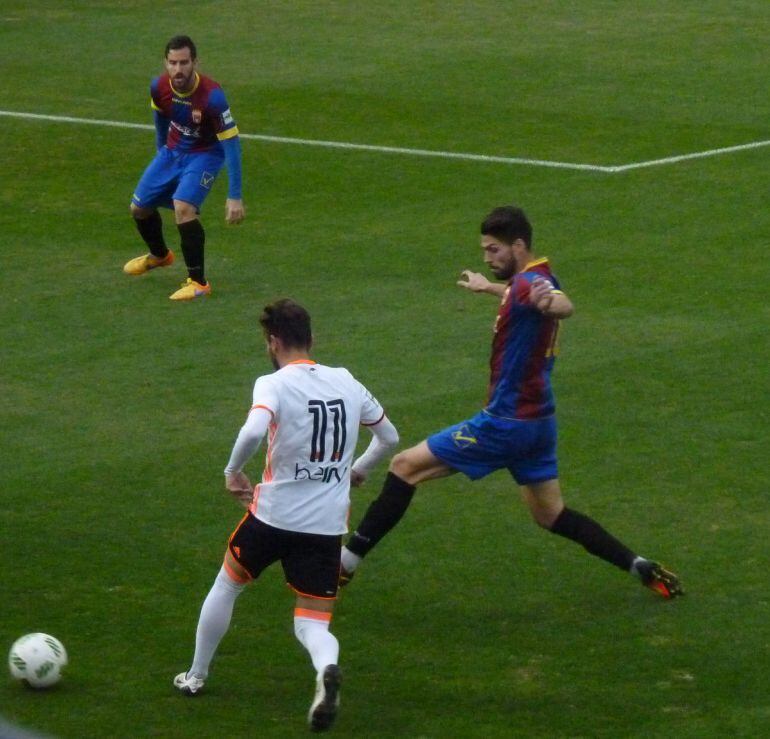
[1, 1, 769, 737]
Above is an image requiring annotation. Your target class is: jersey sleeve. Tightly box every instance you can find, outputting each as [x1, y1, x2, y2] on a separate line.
[149, 77, 164, 114]
[220, 136, 243, 199]
[207, 86, 239, 141]
[251, 375, 280, 418]
[224, 407, 271, 475]
[358, 381, 385, 426]
[153, 110, 169, 149]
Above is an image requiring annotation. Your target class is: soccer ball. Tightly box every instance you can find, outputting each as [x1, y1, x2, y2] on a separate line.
[8, 633, 68, 688]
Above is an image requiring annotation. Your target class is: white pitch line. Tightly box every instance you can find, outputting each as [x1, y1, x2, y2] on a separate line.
[242, 132, 615, 172]
[0, 109, 613, 173]
[1, 109, 767, 173]
[608, 139, 770, 172]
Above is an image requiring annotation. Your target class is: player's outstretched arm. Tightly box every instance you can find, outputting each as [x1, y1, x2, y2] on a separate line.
[530, 277, 574, 318]
[457, 270, 508, 297]
[351, 416, 399, 487]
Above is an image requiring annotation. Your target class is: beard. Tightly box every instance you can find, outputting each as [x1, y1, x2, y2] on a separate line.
[172, 69, 194, 90]
[491, 264, 515, 280]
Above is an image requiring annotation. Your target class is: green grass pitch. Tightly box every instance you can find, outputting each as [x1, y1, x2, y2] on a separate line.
[1, 1, 768, 736]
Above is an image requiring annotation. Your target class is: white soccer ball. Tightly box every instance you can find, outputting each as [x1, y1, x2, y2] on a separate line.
[8, 633, 68, 688]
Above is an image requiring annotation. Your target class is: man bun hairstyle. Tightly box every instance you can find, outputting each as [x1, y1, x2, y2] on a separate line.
[260, 299, 312, 350]
[481, 205, 532, 248]
[165, 35, 197, 60]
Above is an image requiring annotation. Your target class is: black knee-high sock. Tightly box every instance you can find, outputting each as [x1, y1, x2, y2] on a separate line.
[549, 507, 636, 571]
[346, 472, 416, 557]
[177, 219, 206, 284]
[134, 210, 168, 258]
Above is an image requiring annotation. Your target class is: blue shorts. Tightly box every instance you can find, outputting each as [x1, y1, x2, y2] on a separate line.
[427, 410, 558, 485]
[131, 147, 224, 211]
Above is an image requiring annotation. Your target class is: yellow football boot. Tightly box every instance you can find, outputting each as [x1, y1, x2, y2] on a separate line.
[123, 250, 175, 275]
[169, 278, 212, 301]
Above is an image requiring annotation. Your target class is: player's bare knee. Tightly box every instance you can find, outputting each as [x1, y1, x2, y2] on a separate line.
[532, 508, 557, 529]
[389, 450, 416, 481]
[173, 200, 198, 223]
[528, 500, 563, 529]
[131, 203, 153, 219]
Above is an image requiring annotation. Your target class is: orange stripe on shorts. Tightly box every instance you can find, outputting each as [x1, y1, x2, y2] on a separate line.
[223, 557, 251, 584]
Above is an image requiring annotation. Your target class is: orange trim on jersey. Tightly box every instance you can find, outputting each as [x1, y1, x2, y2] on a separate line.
[286, 359, 317, 366]
[261, 422, 277, 484]
[294, 608, 333, 622]
[287, 583, 337, 601]
[521, 257, 549, 272]
[250, 403, 275, 418]
[249, 484, 262, 516]
[217, 126, 239, 141]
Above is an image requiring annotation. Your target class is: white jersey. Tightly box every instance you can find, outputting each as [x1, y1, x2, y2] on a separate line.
[246, 360, 384, 535]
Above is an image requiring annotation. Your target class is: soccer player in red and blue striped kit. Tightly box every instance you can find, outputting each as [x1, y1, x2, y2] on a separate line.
[341, 205, 683, 598]
[124, 35, 244, 300]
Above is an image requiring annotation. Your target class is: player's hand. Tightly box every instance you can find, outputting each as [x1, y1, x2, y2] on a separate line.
[225, 198, 245, 225]
[457, 270, 492, 293]
[530, 277, 555, 313]
[350, 469, 366, 488]
[226, 471, 252, 508]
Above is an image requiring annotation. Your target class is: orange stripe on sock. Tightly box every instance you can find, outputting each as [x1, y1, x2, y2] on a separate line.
[294, 608, 332, 622]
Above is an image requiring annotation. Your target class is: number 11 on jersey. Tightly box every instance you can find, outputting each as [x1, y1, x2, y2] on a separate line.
[308, 399, 347, 462]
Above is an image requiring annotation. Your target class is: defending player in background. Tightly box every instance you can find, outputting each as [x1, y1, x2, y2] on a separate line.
[124, 35, 245, 300]
[173, 299, 398, 732]
[340, 206, 683, 599]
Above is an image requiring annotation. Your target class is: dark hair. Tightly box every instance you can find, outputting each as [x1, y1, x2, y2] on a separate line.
[165, 35, 197, 60]
[480, 206, 532, 248]
[259, 299, 312, 350]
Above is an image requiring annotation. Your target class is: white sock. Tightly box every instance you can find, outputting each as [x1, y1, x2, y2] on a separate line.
[189, 566, 245, 679]
[340, 546, 361, 574]
[294, 612, 339, 676]
[630, 556, 649, 578]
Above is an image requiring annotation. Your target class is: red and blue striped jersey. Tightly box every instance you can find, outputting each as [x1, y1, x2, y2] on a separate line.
[150, 72, 239, 153]
[486, 258, 562, 420]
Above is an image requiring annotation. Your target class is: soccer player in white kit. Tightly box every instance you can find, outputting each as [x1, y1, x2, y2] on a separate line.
[174, 299, 398, 732]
